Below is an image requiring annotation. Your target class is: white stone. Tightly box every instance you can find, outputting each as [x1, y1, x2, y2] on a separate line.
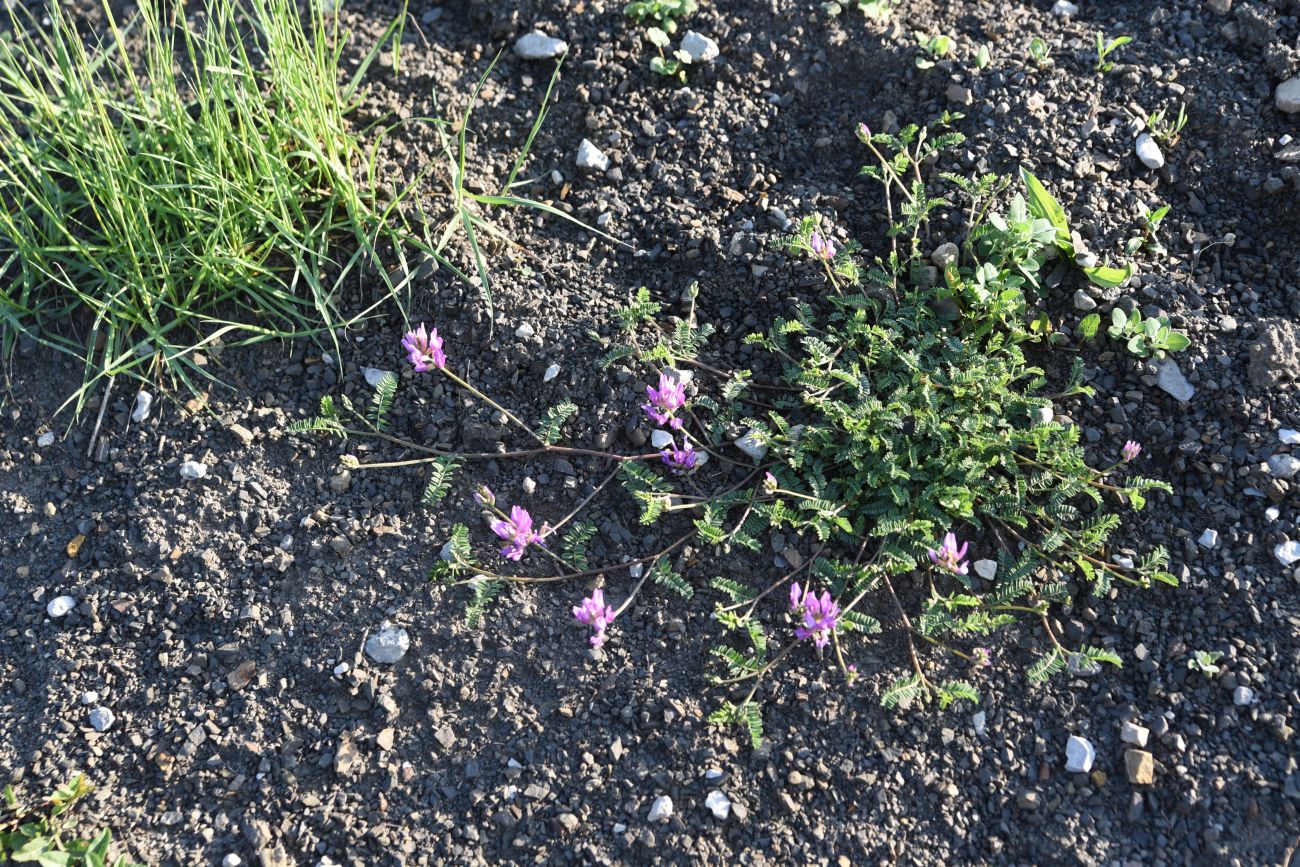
[515, 323, 535, 339]
[1051, 0, 1079, 15]
[1233, 686, 1256, 707]
[973, 711, 988, 738]
[973, 559, 998, 580]
[650, 430, 675, 449]
[1065, 735, 1095, 773]
[647, 795, 673, 822]
[223, 856, 243, 867]
[931, 242, 959, 268]
[1120, 721, 1149, 747]
[1197, 528, 1219, 549]
[513, 31, 567, 60]
[704, 790, 731, 819]
[1275, 541, 1300, 566]
[81, 691, 99, 705]
[1156, 360, 1195, 401]
[46, 595, 76, 618]
[734, 430, 768, 461]
[1276, 75, 1300, 114]
[333, 662, 349, 676]
[88, 707, 115, 732]
[704, 768, 725, 781]
[613, 823, 627, 833]
[679, 30, 720, 64]
[1073, 289, 1097, 311]
[37, 432, 55, 447]
[1280, 429, 1300, 445]
[1112, 554, 1136, 570]
[131, 390, 153, 423]
[1267, 454, 1300, 479]
[576, 139, 610, 171]
[1036, 405, 1054, 425]
[666, 367, 694, 386]
[1135, 133, 1164, 170]
[543, 363, 562, 382]
[363, 367, 393, 388]
[179, 460, 208, 480]
[365, 623, 410, 664]
[1265, 507, 1280, 521]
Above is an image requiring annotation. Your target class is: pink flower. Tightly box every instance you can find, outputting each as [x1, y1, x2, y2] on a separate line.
[1121, 441, 1141, 462]
[491, 505, 544, 561]
[573, 589, 616, 648]
[809, 231, 838, 261]
[642, 372, 687, 430]
[789, 581, 840, 650]
[402, 324, 446, 372]
[927, 532, 970, 575]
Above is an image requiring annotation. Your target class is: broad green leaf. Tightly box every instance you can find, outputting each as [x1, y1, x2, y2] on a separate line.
[1082, 262, 1133, 289]
[1018, 167, 1069, 243]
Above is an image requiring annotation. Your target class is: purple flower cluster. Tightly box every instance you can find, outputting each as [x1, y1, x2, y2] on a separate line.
[927, 531, 970, 576]
[573, 589, 616, 648]
[491, 505, 545, 561]
[789, 581, 840, 649]
[971, 647, 992, 668]
[642, 372, 686, 430]
[402, 323, 446, 372]
[808, 230, 838, 261]
[1122, 440, 1142, 462]
[660, 439, 698, 474]
[473, 485, 495, 507]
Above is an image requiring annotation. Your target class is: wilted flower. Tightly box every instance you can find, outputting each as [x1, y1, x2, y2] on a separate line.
[473, 485, 496, 507]
[789, 580, 841, 649]
[660, 439, 698, 474]
[573, 588, 616, 648]
[763, 472, 779, 495]
[402, 323, 446, 372]
[642, 372, 687, 430]
[971, 647, 992, 668]
[927, 531, 970, 575]
[808, 230, 838, 261]
[1121, 440, 1142, 462]
[491, 505, 544, 561]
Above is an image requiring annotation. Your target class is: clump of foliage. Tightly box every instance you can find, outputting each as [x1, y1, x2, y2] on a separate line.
[291, 117, 1178, 748]
[1094, 32, 1132, 72]
[1187, 649, 1224, 677]
[1146, 103, 1189, 149]
[1025, 36, 1053, 69]
[823, 0, 901, 21]
[623, 0, 699, 78]
[2, 775, 140, 866]
[0, 0, 405, 410]
[913, 32, 954, 69]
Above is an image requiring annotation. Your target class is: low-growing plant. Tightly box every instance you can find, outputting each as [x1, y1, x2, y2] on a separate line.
[2, 775, 140, 866]
[974, 43, 992, 70]
[1102, 307, 1190, 358]
[623, 0, 699, 77]
[1019, 167, 1134, 289]
[1125, 203, 1171, 257]
[1187, 649, 1224, 677]
[823, 0, 901, 21]
[1146, 103, 1189, 148]
[1094, 33, 1132, 72]
[1026, 36, 1053, 68]
[0, 0, 406, 411]
[913, 32, 954, 70]
[293, 117, 1177, 746]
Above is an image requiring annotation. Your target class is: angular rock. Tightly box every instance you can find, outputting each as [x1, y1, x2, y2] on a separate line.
[1233, 686, 1256, 706]
[37, 431, 56, 447]
[647, 795, 673, 822]
[973, 559, 997, 580]
[1135, 133, 1164, 169]
[1277, 541, 1300, 566]
[1120, 721, 1150, 747]
[1073, 289, 1097, 311]
[131, 390, 153, 423]
[704, 790, 731, 819]
[734, 430, 769, 461]
[1156, 360, 1195, 401]
[363, 367, 394, 388]
[1051, 0, 1078, 15]
[365, 623, 410, 664]
[1248, 319, 1299, 388]
[1197, 528, 1219, 549]
[179, 460, 208, 480]
[679, 31, 719, 64]
[88, 707, 115, 732]
[576, 139, 609, 172]
[1065, 735, 1095, 773]
[1276, 75, 1300, 114]
[1125, 749, 1154, 785]
[1267, 454, 1300, 479]
[650, 429, 675, 449]
[514, 31, 567, 61]
[543, 362, 562, 382]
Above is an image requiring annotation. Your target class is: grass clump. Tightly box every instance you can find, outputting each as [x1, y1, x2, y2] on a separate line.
[0, 0, 398, 409]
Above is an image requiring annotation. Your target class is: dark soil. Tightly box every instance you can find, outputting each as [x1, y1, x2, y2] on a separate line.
[3, 0, 1299, 865]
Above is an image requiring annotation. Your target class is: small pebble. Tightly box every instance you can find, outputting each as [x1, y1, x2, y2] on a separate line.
[46, 595, 76, 618]
[81, 691, 99, 705]
[1120, 721, 1149, 747]
[88, 707, 115, 732]
[179, 460, 208, 481]
[1051, 0, 1078, 15]
[223, 856, 243, 867]
[1135, 133, 1164, 170]
[679, 30, 720, 63]
[131, 390, 153, 423]
[576, 139, 610, 172]
[1197, 528, 1219, 549]
[37, 431, 55, 447]
[513, 31, 567, 60]
[704, 790, 731, 819]
[365, 623, 410, 664]
[647, 795, 673, 822]
[1065, 735, 1095, 773]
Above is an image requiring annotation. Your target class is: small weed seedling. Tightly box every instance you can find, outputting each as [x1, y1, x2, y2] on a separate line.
[1187, 650, 1224, 677]
[1018, 167, 1134, 289]
[1146, 103, 1189, 148]
[1026, 36, 1053, 68]
[974, 43, 992, 70]
[623, 0, 699, 77]
[1125, 203, 1171, 256]
[914, 33, 954, 69]
[1104, 307, 1190, 358]
[2, 775, 140, 866]
[823, 0, 900, 21]
[1094, 33, 1132, 72]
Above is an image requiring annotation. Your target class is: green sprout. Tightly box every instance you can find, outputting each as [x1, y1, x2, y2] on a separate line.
[1187, 650, 1224, 677]
[1095, 33, 1132, 72]
[914, 33, 954, 69]
[1146, 103, 1189, 148]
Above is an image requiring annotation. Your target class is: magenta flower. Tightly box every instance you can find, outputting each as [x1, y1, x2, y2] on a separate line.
[473, 485, 495, 507]
[927, 531, 970, 575]
[660, 439, 698, 474]
[642, 372, 687, 430]
[971, 647, 992, 668]
[491, 505, 545, 561]
[856, 122, 872, 142]
[573, 588, 616, 648]
[402, 324, 446, 372]
[808, 231, 837, 261]
[789, 581, 840, 649]
[1121, 441, 1141, 462]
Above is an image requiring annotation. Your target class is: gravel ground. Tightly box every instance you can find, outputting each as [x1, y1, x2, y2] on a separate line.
[2, 0, 1299, 865]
